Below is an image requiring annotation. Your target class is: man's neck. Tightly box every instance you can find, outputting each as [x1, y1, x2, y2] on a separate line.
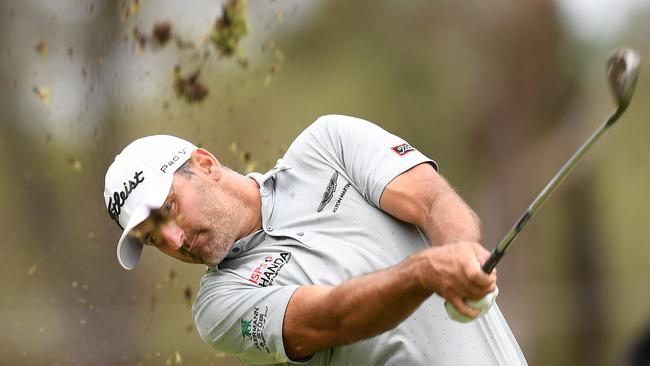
[239, 175, 263, 238]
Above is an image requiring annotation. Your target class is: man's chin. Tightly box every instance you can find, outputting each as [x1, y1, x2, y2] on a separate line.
[203, 251, 228, 267]
[182, 240, 233, 266]
[178, 256, 203, 265]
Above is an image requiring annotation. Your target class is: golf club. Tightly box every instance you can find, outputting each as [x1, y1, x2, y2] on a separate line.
[482, 48, 640, 273]
[446, 48, 641, 322]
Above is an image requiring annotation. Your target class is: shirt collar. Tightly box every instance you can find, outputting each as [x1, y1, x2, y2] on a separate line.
[246, 158, 291, 187]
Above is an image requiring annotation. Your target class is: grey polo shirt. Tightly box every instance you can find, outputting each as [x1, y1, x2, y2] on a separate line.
[193, 114, 527, 365]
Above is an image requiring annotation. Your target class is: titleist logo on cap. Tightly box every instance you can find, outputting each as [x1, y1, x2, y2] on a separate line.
[107, 171, 145, 228]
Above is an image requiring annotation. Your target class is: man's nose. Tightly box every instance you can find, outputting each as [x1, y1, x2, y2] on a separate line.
[160, 221, 185, 249]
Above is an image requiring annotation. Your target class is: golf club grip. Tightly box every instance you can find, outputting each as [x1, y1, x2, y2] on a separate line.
[482, 250, 502, 273]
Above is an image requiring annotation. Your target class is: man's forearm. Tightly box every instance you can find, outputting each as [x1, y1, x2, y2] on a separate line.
[324, 254, 430, 341]
[284, 254, 432, 358]
[422, 183, 481, 246]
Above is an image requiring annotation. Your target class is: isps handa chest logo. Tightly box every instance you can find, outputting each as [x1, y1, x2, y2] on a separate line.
[248, 252, 292, 287]
[107, 171, 145, 227]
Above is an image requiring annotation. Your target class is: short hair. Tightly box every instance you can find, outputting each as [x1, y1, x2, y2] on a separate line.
[176, 159, 194, 179]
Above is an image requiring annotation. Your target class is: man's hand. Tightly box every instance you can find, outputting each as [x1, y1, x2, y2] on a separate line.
[415, 242, 497, 318]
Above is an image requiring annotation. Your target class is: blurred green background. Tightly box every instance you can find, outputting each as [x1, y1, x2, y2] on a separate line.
[1, 0, 649, 365]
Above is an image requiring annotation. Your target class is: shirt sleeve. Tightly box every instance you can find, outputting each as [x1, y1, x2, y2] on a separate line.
[289, 114, 438, 207]
[193, 269, 301, 365]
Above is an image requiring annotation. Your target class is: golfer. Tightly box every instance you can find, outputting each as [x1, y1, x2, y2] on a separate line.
[104, 114, 527, 365]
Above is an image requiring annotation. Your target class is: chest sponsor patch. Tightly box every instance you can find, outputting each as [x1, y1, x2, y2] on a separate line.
[391, 143, 416, 156]
[248, 252, 292, 287]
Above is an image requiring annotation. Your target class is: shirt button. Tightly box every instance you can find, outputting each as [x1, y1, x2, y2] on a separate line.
[266, 226, 273, 232]
[296, 232, 304, 236]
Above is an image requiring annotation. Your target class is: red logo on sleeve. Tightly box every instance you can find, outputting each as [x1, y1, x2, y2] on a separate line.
[391, 143, 415, 156]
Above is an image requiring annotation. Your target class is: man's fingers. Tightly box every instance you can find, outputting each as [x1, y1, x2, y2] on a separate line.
[465, 281, 495, 299]
[472, 244, 498, 271]
[466, 280, 497, 300]
[466, 258, 495, 283]
[463, 259, 497, 299]
[472, 243, 490, 258]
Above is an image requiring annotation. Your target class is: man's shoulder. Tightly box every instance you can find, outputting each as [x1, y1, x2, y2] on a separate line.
[197, 261, 258, 290]
[197, 266, 244, 292]
[303, 114, 376, 135]
[283, 114, 377, 162]
[193, 264, 258, 313]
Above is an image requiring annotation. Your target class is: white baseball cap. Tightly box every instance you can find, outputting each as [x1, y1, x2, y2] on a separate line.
[104, 135, 197, 270]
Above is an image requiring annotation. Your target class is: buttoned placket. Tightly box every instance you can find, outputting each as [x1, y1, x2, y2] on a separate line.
[225, 160, 322, 261]
[258, 161, 290, 237]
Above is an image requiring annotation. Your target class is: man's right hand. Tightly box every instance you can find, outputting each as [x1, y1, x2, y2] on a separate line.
[415, 241, 497, 318]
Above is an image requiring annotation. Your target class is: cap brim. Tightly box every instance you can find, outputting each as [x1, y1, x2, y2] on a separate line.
[115, 176, 173, 270]
[116, 205, 149, 270]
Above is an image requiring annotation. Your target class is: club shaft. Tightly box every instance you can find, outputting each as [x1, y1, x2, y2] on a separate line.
[482, 107, 623, 273]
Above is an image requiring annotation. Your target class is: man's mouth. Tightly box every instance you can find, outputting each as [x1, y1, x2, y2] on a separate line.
[184, 232, 200, 252]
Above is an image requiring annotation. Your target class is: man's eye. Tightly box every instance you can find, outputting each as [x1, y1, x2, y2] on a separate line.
[165, 201, 173, 212]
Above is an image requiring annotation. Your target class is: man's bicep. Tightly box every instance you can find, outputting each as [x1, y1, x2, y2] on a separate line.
[193, 278, 300, 364]
[379, 162, 450, 230]
[282, 285, 339, 361]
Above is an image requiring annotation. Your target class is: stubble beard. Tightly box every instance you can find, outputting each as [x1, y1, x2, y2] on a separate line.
[193, 188, 241, 267]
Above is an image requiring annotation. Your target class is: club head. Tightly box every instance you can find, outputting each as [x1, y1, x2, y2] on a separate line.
[607, 48, 641, 112]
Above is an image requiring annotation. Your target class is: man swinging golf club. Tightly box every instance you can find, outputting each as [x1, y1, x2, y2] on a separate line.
[104, 114, 526, 364]
[103, 49, 638, 365]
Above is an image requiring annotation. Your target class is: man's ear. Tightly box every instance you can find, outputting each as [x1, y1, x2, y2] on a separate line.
[190, 148, 222, 180]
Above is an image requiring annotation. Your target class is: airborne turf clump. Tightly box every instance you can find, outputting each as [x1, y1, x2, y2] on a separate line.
[122, 0, 252, 104]
[173, 66, 209, 103]
[131, 21, 173, 51]
[210, 0, 248, 57]
[152, 22, 172, 46]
